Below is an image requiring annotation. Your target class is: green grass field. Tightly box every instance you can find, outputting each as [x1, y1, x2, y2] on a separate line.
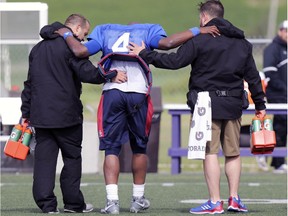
[1, 172, 287, 215]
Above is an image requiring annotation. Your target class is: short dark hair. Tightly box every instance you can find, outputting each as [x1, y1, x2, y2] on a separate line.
[65, 14, 90, 28]
[198, 0, 224, 18]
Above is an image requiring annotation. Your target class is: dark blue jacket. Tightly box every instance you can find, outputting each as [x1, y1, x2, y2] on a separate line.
[263, 35, 287, 103]
[139, 18, 266, 119]
[21, 22, 106, 128]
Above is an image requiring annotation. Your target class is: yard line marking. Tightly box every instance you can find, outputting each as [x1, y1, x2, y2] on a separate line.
[248, 182, 260, 186]
[162, 183, 175, 187]
[180, 199, 287, 204]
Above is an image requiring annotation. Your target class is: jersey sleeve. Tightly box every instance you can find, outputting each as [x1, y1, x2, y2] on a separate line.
[85, 25, 103, 55]
[147, 24, 167, 49]
[84, 40, 102, 56]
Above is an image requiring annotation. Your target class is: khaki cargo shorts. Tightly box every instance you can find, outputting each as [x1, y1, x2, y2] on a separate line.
[206, 118, 241, 157]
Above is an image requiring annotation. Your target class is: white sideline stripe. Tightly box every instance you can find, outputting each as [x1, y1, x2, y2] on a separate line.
[180, 199, 287, 204]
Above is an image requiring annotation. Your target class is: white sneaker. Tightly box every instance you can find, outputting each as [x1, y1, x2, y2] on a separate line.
[100, 200, 119, 214]
[256, 156, 269, 171]
[130, 196, 150, 213]
[273, 164, 287, 174]
[83, 203, 94, 213]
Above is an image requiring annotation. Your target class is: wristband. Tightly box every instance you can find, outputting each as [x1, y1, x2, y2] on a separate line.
[189, 27, 200, 36]
[63, 31, 73, 40]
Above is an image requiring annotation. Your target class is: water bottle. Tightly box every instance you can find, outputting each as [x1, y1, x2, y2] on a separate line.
[251, 117, 261, 132]
[22, 127, 32, 146]
[263, 116, 273, 131]
[9, 124, 23, 142]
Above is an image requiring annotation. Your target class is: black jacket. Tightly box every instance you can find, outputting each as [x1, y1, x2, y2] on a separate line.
[139, 18, 266, 119]
[263, 35, 287, 103]
[21, 22, 107, 128]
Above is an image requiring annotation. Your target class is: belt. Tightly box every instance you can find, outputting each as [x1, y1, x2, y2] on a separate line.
[209, 90, 242, 97]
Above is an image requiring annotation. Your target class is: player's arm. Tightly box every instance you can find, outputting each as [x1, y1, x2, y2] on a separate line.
[158, 26, 220, 50]
[56, 27, 90, 58]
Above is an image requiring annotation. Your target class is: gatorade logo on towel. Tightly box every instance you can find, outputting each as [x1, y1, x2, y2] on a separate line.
[196, 131, 204, 141]
[188, 92, 212, 160]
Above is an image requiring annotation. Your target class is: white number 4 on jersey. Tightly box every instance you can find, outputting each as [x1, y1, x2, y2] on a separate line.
[112, 32, 130, 52]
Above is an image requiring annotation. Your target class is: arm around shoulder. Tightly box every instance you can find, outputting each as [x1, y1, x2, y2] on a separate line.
[65, 36, 89, 58]
[56, 27, 89, 58]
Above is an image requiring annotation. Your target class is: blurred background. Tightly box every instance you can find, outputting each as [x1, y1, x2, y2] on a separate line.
[1, 0, 287, 104]
[0, 0, 287, 173]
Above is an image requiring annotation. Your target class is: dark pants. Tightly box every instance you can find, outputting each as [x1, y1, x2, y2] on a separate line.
[271, 114, 287, 169]
[33, 124, 85, 213]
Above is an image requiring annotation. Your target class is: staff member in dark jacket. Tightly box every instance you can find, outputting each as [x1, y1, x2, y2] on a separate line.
[129, 0, 266, 214]
[21, 14, 126, 214]
[263, 20, 287, 173]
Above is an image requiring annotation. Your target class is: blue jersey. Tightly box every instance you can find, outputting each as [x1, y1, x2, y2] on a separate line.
[85, 23, 167, 56]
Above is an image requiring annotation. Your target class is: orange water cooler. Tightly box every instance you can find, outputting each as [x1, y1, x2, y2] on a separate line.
[4, 122, 32, 160]
[250, 116, 276, 154]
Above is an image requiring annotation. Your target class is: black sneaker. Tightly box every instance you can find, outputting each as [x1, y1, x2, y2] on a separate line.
[64, 203, 93, 213]
[47, 209, 60, 214]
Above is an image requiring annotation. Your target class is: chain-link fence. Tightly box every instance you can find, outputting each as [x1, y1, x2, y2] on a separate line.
[0, 38, 272, 119]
